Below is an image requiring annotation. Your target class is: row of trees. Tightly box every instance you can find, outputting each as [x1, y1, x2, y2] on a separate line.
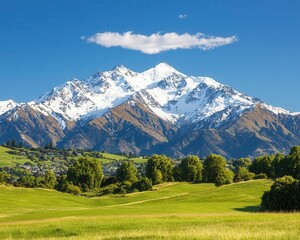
[145, 154, 234, 187]
[249, 146, 300, 179]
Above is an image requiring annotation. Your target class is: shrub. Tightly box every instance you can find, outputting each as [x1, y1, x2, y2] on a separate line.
[133, 177, 153, 191]
[253, 173, 268, 179]
[261, 176, 300, 212]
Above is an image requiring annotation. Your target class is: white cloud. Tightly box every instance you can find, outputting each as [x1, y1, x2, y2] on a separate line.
[178, 14, 188, 19]
[85, 32, 237, 54]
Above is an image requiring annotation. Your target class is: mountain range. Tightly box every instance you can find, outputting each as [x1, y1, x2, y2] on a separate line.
[1, 62, 300, 158]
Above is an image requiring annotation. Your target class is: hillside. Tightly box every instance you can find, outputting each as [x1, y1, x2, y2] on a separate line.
[0, 180, 300, 239]
[0, 146, 32, 167]
[1, 63, 300, 158]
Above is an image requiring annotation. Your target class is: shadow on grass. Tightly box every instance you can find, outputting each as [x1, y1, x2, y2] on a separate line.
[233, 205, 260, 212]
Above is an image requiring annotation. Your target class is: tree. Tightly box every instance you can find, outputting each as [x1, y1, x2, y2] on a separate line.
[261, 176, 300, 212]
[43, 170, 57, 189]
[249, 155, 274, 178]
[67, 157, 103, 190]
[65, 183, 81, 196]
[133, 177, 152, 191]
[231, 158, 251, 173]
[282, 146, 300, 179]
[146, 155, 174, 184]
[272, 152, 285, 178]
[0, 171, 10, 183]
[234, 167, 255, 182]
[116, 161, 138, 183]
[152, 169, 163, 184]
[203, 154, 234, 186]
[179, 155, 203, 183]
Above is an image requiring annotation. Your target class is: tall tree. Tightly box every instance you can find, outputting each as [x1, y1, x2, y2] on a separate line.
[249, 155, 274, 178]
[44, 170, 57, 189]
[146, 155, 174, 184]
[203, 154, 233, 186]
[67, 157, 103, 190]
[116, 161, 138, 183]
[179, 155, 203, 183]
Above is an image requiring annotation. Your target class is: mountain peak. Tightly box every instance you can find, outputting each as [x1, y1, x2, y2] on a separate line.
[153, 62, 180, 73]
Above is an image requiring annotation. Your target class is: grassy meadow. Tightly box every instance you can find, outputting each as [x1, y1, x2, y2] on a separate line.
[0, 180, 299, 239]
[0, 147, 33, 167]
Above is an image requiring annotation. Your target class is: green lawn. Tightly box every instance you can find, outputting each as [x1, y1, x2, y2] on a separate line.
[0, 180, 299, 239]
[0, 147, 33, 167]
[72, 153, 148, 164]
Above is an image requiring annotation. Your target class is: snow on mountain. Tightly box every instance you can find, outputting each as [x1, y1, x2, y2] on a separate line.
[15, 62, 297, 129]
[0, 100, 18, 115]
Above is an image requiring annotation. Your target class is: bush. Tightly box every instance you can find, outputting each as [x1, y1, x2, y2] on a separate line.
[253, 173, 268, 179]
[234, 167, 255, 182]
[133, 177, 153, 191]
[66, 183, 81, 196]
[261, 176, 300, 212]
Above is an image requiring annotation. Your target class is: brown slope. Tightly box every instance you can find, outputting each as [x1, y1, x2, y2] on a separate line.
[151, 104, 300, 158]
[0, 104, 74, 147]
[60, 93, 178, 154]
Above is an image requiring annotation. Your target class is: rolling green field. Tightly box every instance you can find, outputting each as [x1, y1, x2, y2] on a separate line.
[0, 146, 147, 168]
[0, 180, 299, 239]
[0, 147, 33, 167]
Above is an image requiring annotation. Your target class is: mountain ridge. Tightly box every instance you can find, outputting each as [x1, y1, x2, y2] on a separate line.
[1, 63, 300, 158]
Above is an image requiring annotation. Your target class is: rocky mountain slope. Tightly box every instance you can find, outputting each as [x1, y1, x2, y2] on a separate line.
[1, 63, 299, 158]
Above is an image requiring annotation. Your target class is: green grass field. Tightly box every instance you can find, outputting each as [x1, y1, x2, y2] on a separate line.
[0, 180, 299, 239]
[72, 153, 148, 164]
[0, 147, 33, 167]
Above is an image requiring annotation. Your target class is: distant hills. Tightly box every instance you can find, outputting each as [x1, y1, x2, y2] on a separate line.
[1, 63, 300, 158]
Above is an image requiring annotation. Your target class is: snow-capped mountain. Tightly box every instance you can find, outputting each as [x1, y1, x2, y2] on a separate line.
[0, 100, 18, 115]
[1, 63, 300, 158]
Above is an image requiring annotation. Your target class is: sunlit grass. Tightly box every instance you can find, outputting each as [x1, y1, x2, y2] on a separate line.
[0, 146, 32, 167]
[0, 180, 299, 239]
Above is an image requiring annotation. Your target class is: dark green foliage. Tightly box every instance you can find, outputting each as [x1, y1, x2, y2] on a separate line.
[133, 177, 152, 191]
[0, 171, 10, 183]
[234, 167, 255, 182]
[116, 161, 138, 183]
[253, 173, 268, 179]
[146, 155, 174, 184]
[178, 155, 203, 183]
[252, 147, 300, 179]
[249, 155, 274, 178]
[66, 157, 103, 190]
[261, 176, 300, 212]
[271, 153, 285, 178]
[101, 176, 117, 187]
[230, 158, 251, 173]
[282, 146, 300, 179]
[203, 154, 234, 186]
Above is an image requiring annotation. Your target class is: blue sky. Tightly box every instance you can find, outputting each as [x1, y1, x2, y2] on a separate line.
[0, 0, 299, 111]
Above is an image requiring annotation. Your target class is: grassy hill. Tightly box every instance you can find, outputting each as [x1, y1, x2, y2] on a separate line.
[0, 180, 299, 239]
[0, 146, 33, 167]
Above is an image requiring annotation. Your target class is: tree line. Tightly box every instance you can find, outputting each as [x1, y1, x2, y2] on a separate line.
[1, 145, 299, 211]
